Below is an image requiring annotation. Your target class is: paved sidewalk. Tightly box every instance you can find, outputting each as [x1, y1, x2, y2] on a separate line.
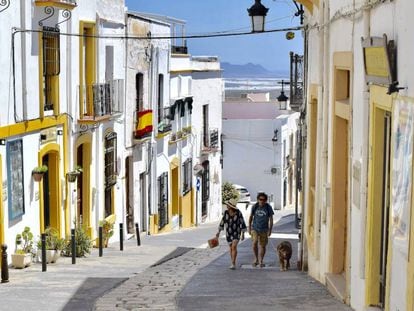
[177, 214, 354, 311]
[0, 222, 220, 311]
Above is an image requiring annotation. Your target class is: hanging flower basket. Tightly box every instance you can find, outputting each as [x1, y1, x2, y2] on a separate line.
[66, 166, 82, 183]
[66, 172, 78, 183]
[32, 165, 48, 182]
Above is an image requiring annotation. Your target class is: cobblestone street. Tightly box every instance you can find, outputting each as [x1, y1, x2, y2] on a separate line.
[95, 212, 354, 311]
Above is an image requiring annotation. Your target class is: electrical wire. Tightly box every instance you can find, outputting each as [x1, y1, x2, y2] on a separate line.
[13, 25, 303, 41]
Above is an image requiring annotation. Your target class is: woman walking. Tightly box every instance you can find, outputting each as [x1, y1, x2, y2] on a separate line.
[216, 198, 247, 269]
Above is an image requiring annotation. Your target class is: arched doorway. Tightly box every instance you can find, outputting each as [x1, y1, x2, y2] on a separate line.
[39, 145, 61, 234]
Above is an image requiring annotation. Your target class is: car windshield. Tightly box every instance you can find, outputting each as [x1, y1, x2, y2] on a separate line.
[239, 189, 248, 193]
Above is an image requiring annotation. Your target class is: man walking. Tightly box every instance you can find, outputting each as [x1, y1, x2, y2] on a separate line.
[248, 192, 274, 267]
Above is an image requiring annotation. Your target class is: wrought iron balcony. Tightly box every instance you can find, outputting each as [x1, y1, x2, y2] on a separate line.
[35, 0, 77, 9]
[80, 79, 124, 121]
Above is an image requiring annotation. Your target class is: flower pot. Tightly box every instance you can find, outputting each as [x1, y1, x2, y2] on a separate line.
[11, 253, 32, 269]
[32, 172, 44, 182]
[37, 249, 59, 263]
[66, 172, 78, 183]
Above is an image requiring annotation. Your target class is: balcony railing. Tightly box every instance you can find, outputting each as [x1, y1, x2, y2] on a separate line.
[135, 109, 153, 139]
[80, 79, 124, 121]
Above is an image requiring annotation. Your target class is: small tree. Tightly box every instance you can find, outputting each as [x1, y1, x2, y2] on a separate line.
[222, 182, 239, 203]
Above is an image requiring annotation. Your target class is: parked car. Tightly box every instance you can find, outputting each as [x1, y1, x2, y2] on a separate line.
[233, 184, 251, 203]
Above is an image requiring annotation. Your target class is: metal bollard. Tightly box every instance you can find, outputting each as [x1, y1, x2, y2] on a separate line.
[119, 223, 124, 251]
[1, 244, 9, 283]
[41, 233, 47, 272]
[98, 226, 103, 257]
[135, 223, 141, 246]
[71, 228, 76, 265]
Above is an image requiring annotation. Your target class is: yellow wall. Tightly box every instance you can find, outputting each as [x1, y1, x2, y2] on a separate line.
[180, 190, 193, 228]
[306, 84, 319, 255]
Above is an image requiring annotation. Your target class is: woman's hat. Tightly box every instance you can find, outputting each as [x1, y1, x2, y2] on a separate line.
[225, 198, 238, 209]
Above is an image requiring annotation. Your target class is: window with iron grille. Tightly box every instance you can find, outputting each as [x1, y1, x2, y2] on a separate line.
[158, 172, 169, 230]
[42, 27, 60, 111]
[104, 132, 117, 189]
[202, 160, 210, 201]
[182, 159, 192, 195]
[7, 139, 25, 220]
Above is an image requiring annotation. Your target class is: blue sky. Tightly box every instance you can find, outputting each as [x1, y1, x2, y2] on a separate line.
[125, 0, 304, 72]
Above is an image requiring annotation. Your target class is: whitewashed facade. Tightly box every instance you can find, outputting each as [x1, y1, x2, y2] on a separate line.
[223, 106, 299, 210]
[301, 0, 414, 310]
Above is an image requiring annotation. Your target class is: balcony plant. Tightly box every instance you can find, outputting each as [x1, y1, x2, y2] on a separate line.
[37, 227, 65, 263]
[176, 130, 183, 139]
[63, 224, 93, 257]
[222, 182, 240, 204]
[66, 165, 83, 183]
[11, 227, 34, 269]
[32, 165, 48, 182]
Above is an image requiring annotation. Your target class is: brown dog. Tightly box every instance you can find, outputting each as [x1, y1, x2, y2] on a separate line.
[277, 241, 292, 271]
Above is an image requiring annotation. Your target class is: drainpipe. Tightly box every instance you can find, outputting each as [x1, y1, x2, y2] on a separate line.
[20, 0, 27, 120]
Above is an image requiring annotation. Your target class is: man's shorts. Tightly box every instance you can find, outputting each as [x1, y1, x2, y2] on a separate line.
[251, 230, 268, 247]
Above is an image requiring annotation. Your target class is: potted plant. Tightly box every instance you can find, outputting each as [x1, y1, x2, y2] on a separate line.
[66, 165, 83, 183]
[32, 165, 48, 182]
[63, 225, 93, 257]
[176, 130, 183, 139]
[170, 133, 177, 142]
[11, 227, 34, 269]
[37, 227, 65, 263]
[98, 215, 115, 247]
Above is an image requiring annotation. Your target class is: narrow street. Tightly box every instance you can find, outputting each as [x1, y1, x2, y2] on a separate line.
[94, 211, 353, 311]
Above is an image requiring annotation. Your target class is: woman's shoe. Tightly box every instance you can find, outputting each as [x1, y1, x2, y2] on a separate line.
[229, 264, 236, 270]
[259, 262, 265, 268]
[252, 261, 259, 267]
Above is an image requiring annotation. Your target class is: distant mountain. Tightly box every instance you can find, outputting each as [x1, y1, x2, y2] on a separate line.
[221, 62, 288, 78]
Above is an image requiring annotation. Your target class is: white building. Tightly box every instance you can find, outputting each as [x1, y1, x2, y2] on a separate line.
[300, 0, 414, 310]
[0, 0, 127, 254]
[223, 101, 299, 210]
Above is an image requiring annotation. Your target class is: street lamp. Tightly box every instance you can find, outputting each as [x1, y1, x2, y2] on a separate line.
[277, 80, 289, 110]
[247, 0, 269, 33]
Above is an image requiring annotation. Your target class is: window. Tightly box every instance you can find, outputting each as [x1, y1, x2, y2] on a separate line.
[182, 159, 192, 195]
[158, 172, 168, 230]
[203, 105, 209, 147]
[136, 73, 144, 112]
[42, 27, 60, 112]
[7, 140, 24, 220]
[104, 132, 117, 189]
[79, 22, 96, 118]
[158, 74, 164, 124]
